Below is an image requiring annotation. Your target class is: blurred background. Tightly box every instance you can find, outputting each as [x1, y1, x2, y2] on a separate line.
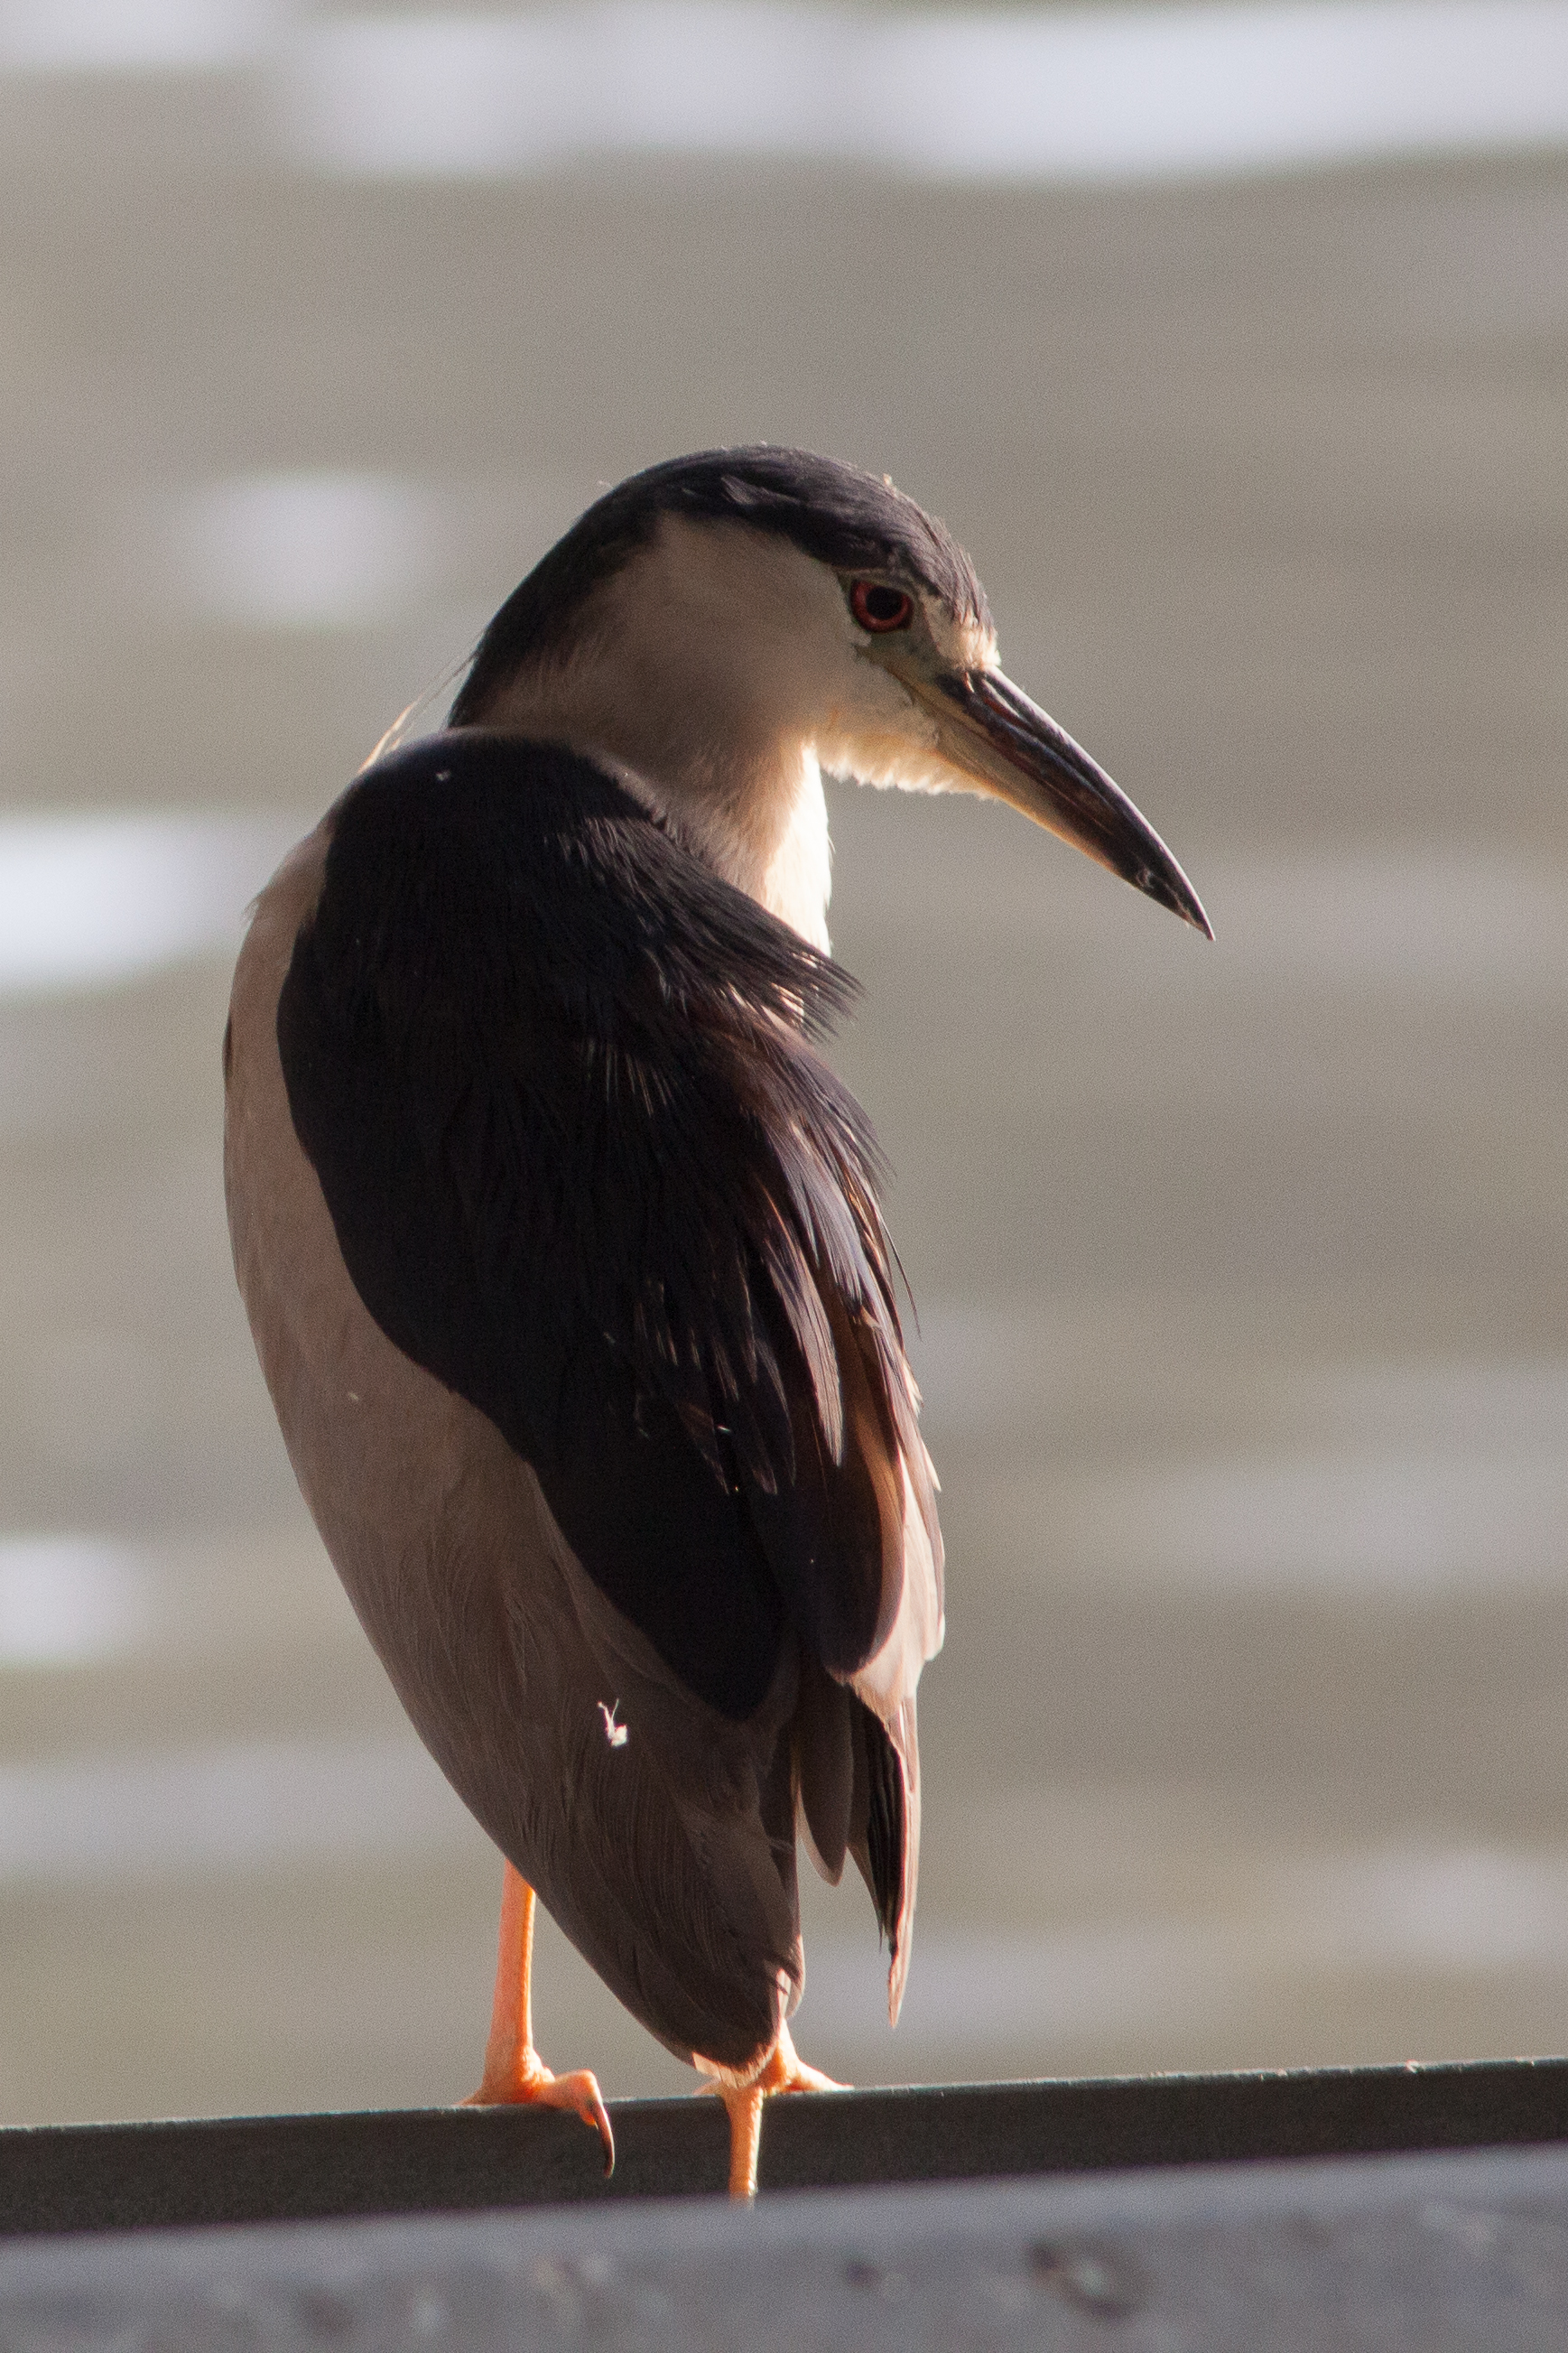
[2, 0, 1568, 2124]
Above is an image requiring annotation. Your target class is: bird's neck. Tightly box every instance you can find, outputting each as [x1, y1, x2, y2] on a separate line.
[469, 665, 835, 953]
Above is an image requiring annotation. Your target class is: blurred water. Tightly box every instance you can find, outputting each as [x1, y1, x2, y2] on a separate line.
[283, 6, 1568, 183]
[0, 1737, 474, 1887]
[0, 814, 297, 998]
[5, 5, 1568, 180]
[0, 1538, 150, 1669]
[807, 1841, 1568, 2068]
[0, 0, 282, 72]
[162, 473, 457, 630]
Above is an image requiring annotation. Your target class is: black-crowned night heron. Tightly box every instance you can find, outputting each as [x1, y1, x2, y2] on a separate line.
[224, 448, 1209, 2199]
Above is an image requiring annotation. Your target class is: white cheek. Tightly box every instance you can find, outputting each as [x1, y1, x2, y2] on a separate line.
[815, 663, 969, 798]
[858, 748, 970, 796]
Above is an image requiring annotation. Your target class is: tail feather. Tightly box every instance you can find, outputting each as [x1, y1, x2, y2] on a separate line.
[847, 1691, 920, 2024]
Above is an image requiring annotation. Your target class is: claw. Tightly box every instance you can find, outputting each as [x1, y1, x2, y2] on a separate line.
[464, 1864, 616, 2173]
[464, 2051, 616, 2176]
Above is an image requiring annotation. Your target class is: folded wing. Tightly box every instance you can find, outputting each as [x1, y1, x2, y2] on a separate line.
[277, 730, 942, 1996]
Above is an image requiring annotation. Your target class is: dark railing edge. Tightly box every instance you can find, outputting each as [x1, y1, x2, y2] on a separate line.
[3, 2052, 1566, 2239]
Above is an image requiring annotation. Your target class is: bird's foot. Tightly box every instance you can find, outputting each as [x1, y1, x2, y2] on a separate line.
[709, 2022, 846, 2200]
[463, 2049, 615, 2175]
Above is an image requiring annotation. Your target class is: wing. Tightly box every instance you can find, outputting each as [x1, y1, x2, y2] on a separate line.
[276, 731, 942, 1800]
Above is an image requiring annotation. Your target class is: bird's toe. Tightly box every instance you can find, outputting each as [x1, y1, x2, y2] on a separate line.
[463, 2053, 616, 2175]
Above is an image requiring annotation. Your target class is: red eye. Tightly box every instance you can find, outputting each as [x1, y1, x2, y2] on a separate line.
[850, 580, 914, 633]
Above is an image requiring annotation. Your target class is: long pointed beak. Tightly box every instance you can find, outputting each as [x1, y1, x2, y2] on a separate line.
[920, 665, 1212, 938]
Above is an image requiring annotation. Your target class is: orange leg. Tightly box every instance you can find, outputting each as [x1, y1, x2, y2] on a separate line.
[710, 2020, 845, 2200]
[462, 1860, 615, 2175]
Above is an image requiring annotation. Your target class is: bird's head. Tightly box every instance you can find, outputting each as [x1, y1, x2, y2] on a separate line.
[450, 447, 1210, 947]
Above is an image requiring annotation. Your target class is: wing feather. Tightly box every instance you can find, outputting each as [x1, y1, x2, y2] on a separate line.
[277, 730, 941, 1795]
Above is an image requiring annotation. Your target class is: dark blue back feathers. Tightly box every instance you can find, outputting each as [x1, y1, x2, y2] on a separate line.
[277, 730, 917, 1722]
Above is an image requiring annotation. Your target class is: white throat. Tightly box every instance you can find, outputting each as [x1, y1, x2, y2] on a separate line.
[749, 748, 832, 952]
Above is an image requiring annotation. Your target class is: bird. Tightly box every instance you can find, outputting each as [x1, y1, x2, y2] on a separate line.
[223, 446, 1209, 2200]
